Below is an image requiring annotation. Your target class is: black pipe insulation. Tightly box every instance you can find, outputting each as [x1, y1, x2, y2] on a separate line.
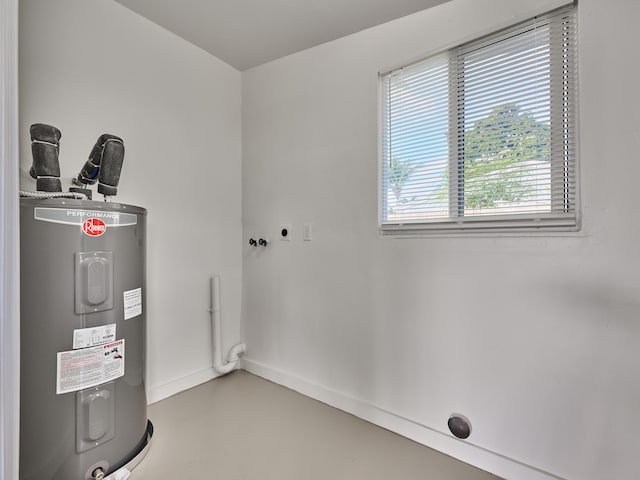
[75, 134, 124, 196]
[97, 137, 125, 197]
[29, 123, 62, 192]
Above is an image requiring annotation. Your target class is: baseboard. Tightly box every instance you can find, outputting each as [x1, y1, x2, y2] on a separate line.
[147, 366, 228, 404]
[242, 357, 565, 480]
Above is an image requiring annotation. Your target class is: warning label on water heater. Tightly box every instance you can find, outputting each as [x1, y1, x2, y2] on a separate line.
[73, 323, 116, 349]
[123, 288, 142, 320]
[56, 339, 125, 395]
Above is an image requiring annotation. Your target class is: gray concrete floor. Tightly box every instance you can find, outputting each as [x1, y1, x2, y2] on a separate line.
[132, 370, 502, 480]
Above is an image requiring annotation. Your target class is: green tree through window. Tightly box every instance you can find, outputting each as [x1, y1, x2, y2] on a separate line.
[387, 157, 417, 211]
[462, 103, 551, 209]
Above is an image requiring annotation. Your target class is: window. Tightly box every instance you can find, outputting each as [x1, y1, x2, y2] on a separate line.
[380, 5, 577, 233]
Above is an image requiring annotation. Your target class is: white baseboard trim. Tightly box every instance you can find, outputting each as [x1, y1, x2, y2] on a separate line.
[147, 366, 230, 404]
[242, 357, 565, 480]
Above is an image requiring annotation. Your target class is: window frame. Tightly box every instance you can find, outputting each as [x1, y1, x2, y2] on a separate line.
[378, 5, 579, 235]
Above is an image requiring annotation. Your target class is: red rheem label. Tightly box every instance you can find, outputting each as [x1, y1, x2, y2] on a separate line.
[82, 218, 107, 237]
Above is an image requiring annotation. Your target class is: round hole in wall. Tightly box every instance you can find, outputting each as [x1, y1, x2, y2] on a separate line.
[448, 414, 471, 439]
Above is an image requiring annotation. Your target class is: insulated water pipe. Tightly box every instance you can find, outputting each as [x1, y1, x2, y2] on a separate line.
[210, 276, 246, 374]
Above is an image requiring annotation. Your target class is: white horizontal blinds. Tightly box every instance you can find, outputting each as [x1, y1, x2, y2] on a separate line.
[454, 6, 577, 224]
[549, 7, 578, 216]
[380, 4, 577, 231]
[457, 15, 552, 218]
[381, 54, 450, 223]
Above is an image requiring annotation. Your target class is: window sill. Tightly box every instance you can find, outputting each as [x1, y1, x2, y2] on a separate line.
[380, 213, 580, 237]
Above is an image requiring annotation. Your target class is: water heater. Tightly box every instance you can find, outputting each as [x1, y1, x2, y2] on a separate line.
[20, 197, 152, 480]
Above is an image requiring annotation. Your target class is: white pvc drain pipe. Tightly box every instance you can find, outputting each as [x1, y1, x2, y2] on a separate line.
[210, 276, 246, 374]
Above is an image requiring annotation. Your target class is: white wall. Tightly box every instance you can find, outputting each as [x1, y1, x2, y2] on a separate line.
[19, 0, 243, 402]
[241, 1, 640, 479]
[1, 1, 20, 479]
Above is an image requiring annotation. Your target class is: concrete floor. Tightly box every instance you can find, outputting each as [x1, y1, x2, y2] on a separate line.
[132, 370, 502, 480]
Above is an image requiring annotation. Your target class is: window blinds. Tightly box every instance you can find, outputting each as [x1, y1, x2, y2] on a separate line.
[380, 5, 577, 233]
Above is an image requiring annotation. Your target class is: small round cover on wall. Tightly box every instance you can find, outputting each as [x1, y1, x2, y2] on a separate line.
[448, 414, 471, 439]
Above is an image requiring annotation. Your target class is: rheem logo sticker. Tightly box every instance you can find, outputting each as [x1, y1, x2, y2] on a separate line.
[82, 218, 106, 237]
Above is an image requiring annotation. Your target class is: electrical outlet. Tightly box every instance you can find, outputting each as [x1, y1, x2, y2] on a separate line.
[280, 224, 291, 241]
[303, 223, 312, 241]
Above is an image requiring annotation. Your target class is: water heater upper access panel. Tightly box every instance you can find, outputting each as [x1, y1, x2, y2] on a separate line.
[75, 251, 113, 314]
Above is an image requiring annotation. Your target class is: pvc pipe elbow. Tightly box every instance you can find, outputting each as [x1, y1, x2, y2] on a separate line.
[227, 343, 246, 363]
[213, 342, 246, 374]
